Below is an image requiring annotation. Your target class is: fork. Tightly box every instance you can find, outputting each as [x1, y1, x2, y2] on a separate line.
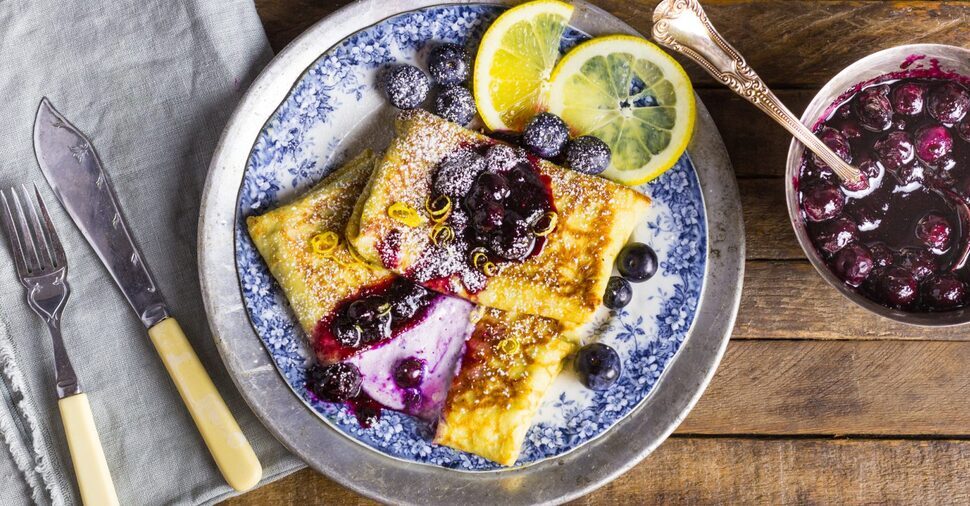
[0, 185, 119, 506]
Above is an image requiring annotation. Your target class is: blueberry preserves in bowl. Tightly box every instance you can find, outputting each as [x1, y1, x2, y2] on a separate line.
[788, 44, 970, 324]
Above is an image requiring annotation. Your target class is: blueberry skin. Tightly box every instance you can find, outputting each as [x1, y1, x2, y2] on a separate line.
[565, 136, 612, 174]
[575, 343, 621, 391]
[603, 276, 632, 309]
[307, 363, 362, 402]
[381, 64, 430, 110]
[428, 43, 471, 86]
[434, 85, 476, 125]
[617, 242, 658, 282]
[522, 113, 570, 159]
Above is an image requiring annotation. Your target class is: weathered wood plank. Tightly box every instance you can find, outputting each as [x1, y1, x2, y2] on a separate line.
[225, 438, 970, 505]
[735, 261, 970, 340]
[681, 340, 970, 434]
[603, 0, 970, 88]
[254, 0, 353, 51]
[738, 178, 803, 260]
[254, 1, 969, 88]
[697, 88, 814, 179]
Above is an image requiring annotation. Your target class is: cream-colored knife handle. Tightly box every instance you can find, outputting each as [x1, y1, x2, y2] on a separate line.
[147, 317, 262, 491]
[58, 393, 119, 506]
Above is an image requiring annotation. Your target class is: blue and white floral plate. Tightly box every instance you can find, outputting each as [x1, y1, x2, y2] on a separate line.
[200, 0, 741, 502]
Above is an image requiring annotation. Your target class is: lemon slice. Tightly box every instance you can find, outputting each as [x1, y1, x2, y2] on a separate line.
[547, 35, 695, 185]
[473, 0, 574, 132]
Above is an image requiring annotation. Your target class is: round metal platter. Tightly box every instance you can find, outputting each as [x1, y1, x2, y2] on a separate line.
[198, 1, 744, 503]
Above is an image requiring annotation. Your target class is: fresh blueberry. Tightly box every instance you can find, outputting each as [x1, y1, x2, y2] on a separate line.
[853, 85, 893, 132]
[916, 213, 952, 251]
[575, 343, 621, 391]
[522, 113, 570, 159]
[926, 82, 970, 124]
[434, 85, 476, 125]
[381, 64, 430, 110]
[434, 148, 486, 198]
[801, 181, 844, 222]
[873, 131, 915, 170]
[330, 315, 362, 348]
[484, 144, 527, 172]
[914, 125, 953, 165]
[616, 242, 658, 282]
[565, 136, 612, 174]
[428, 43, 470, 86]
[830, 243, 873, 287]
[307, 363, 362, 402]
[890, 82, 926, 116]
[603, 276, 632, 309]
[393, 357, 426, 388]
[923, 273, 966, 308]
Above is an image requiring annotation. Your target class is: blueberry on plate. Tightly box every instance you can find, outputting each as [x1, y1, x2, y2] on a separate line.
[616, 242, 658, 282]
[522, 112, 569, 159]
[575, 343, 621, 391]
[434, 85, 476, 125]
[307, 363, 362, 402]
[603, 276, 632, 309]
[565, 136, 611, 175]
[428, 43, 470, 86]
[381, 64, 430, 110]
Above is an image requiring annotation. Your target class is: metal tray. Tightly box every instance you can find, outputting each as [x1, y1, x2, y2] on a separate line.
[197, 1, 744, 503]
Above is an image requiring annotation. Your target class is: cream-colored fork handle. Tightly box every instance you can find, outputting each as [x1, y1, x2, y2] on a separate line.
[59, 393, 119, 506]
[652, 0, 862, 184]
[148, 317, 262, 491]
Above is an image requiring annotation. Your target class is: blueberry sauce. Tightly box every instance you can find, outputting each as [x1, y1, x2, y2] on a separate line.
[799, 77, 970, 311]
[313, 277, 438, 363]
[402, 142, 557, 295]
[307, 277, 473, 426]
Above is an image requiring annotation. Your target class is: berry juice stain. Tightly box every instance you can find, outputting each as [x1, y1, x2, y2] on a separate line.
[798, 76, 970, 312]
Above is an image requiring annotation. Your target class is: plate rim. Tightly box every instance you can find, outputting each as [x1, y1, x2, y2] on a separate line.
[198, 1, 745, 504]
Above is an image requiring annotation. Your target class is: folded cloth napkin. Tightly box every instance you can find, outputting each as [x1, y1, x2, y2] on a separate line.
[0, 0, 304, 504]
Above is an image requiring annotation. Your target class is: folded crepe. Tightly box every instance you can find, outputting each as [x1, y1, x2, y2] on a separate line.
[246, 151, 575, 465]
[346, 110, 651, 324]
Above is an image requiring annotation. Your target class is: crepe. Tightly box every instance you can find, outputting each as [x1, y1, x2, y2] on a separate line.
[246, 151, 576, 465]
[346, 109, 651, 324]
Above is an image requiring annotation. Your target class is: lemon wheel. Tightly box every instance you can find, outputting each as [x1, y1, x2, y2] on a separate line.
[547, 35, 695, 185]
[473, 0, 574, 132]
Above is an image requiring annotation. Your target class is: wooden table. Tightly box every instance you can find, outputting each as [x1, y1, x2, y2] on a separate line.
[228, 1, 970, 503]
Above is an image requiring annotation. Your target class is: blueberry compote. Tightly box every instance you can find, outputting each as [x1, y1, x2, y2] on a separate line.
[306, 278, 439, 426]
[406, 143, 557, 294]
[799, 77, 970, 311]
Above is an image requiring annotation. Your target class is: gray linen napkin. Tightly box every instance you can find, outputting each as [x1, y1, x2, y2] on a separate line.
[0, 0, 304, 504]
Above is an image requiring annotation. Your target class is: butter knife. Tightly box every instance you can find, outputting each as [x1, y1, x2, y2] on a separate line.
[32, 98, 262, 492]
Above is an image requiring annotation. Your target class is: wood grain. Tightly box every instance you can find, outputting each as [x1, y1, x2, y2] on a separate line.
[254, 0, 353, 51]
[680, 340, 970, 434]
[735, 261, 970, 340]
[602, 0, 970, 87]
[226, 438, 970, 505]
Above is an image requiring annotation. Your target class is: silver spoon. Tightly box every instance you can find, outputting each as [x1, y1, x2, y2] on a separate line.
[652, 0, 864, 187]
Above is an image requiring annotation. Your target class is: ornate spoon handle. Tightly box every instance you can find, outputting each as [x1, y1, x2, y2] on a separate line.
[652, 0, 862, 185]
